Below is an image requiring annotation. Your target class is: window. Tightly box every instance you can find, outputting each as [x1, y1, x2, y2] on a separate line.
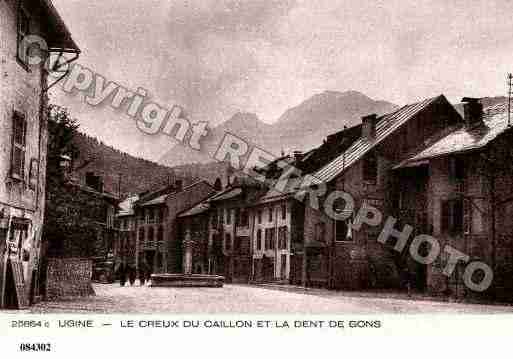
[314, 223, 325, 243]
[11, 112, 26, 180]
[441, 198, 468, 235]
[147, 227, 154, 245]
[335, 218, 353, 242]
[265, 228, 275, 250]
[28, 158, 38, 190]
[138, 227, 145, 244]
[234, 236, 242, 252]
[8, 219, 29, 258]
[257, 210, 262, 224]
[278, 226, 288, 249]
[269, 228, 276, 250]
[225, 233, 231, 250]
[148, 208, 156, 223]
[362, 151, 378, 184]
[226, 209, 231, 225]
[235, 208, 240, 225]
[449, 157, 465, 182]
[157, 225, 164, 243]
[17, 7, 30, 67]
[240, 210, 248, 227]
[281, 204, 287, 220]
[268, 207, 273, 222]
[157, 208, 164, 223]
[256, 229, 262, 250]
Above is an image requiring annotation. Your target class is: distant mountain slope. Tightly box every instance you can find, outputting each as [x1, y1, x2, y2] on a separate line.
[454, 96, 507, 116]
[72, 132, 196, 196]
[272, 90, 397, 151]
[159, 90, 397, 167]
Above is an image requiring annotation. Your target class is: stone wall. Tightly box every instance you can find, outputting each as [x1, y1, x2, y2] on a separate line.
[45, 258, 95, 299]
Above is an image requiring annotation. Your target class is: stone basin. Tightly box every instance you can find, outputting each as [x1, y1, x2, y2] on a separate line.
[150, 273, 225, 288]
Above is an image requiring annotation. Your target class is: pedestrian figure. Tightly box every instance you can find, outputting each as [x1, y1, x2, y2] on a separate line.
[118, 263, 127, 287]
[128, 264, 136, 286]
[402, 267, 412, 298]
[145, 263, 152, 285]
[139, 261, 148, 286]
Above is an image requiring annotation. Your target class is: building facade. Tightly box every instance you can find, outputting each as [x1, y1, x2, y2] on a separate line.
[133, 180, 215, 276]
[397, 99, 513, 300]
[306, 95, 463, 291]
[0, 0, 78, 308]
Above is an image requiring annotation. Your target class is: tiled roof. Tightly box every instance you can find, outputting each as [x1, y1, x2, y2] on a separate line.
[208, 187, 243, 202]
[118, 195, 139, 217]
[138, 180, 213, 207]
[178, 202, 211, 218]
[403, 102, 512, 162]
[140, 193, 169, 207]
[312, 95, 445, 183]
[254, 177, 303, 205]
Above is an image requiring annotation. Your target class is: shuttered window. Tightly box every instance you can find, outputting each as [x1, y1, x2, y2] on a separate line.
[363, 151, 378, 183]
[17, 7, 30, 67]
[314, 223, 325, 243]
[11, 112, 26, 180]
[463, 199, 472, 235]
[225, 233, 231, 250]
[449, 157, 465, 182]
[441, 198, 469, 235]
[278, 226, 288, 249]
[335, 217, 353, 242]
[256, 229, 262, 250]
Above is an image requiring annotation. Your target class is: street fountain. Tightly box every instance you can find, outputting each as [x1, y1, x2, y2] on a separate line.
[150, 230, 224, 288]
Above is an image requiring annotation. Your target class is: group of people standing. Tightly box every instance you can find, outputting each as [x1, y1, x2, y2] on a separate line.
[116, 261, 152, 286]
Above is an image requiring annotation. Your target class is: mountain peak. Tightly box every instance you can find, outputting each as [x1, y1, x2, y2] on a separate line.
[322, 90, 369, 98]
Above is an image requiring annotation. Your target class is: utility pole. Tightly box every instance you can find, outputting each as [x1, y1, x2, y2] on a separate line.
[117, 173, 122, 198]
[508, 73, 512, 127]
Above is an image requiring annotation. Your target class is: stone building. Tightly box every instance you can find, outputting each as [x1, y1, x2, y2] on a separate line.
[115, 194, 138, 269]
[0, 0, 79, 308]
[204, 182, 262, 283]
[306, 95, 462, 290]
[396, 99, 513, 300]
[133, 180, 215, 276]
[247, 176, 305, 284]
[43, 172, 120, 283]
[172, 95, 512, 300]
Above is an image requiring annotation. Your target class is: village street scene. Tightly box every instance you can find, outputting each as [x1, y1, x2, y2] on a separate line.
[2, 0, 513, 315]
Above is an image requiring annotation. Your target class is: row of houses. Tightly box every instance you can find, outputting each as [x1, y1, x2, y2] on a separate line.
[115, 95, 513, 301]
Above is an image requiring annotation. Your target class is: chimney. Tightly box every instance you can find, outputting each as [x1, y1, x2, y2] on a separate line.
[461, 97, 483, 128]
[174, 179, 183, 192]
[362, 114, 378, 140]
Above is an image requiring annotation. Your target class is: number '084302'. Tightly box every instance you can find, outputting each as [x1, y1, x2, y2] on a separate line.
[19, 343, 52, 352]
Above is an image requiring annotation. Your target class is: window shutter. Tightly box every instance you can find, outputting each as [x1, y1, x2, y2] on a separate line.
[11, 112, 26, 180]
[463, 199, 472, 235]
[453, 199, 464, 234]
[441, 200, 450, 233]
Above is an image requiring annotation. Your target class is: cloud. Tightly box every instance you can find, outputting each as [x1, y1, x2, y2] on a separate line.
[52, 0, 513, 161]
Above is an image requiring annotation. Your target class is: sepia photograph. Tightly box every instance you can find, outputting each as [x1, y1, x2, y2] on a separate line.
[1, 0, 513, 356]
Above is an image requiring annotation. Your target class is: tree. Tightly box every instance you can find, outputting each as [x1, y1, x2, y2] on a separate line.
[43, 105, 81, 257]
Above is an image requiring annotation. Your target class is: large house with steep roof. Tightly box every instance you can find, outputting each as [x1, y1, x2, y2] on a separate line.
[396, 99, 513, 300]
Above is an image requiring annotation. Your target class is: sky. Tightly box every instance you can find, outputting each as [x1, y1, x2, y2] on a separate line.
[51, 0, 513, 161]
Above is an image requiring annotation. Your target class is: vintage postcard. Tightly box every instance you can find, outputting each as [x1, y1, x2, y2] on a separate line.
[1, 0, 512, 357]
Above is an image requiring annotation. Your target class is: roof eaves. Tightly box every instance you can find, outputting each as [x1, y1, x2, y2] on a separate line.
[40, 0, 80, 51]
[312, 95, 443, 183]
